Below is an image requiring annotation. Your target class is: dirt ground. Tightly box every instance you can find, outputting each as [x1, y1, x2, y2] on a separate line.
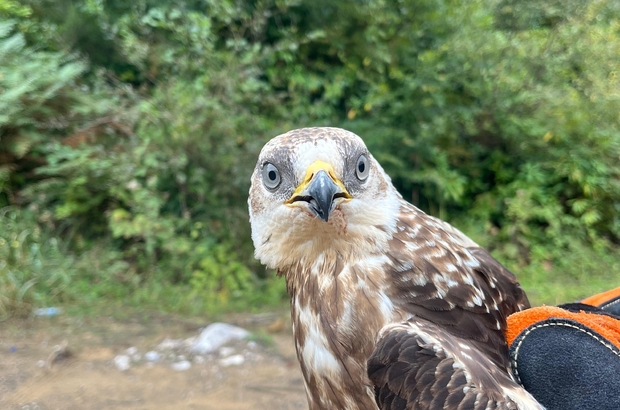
[0, 310, 307, 410]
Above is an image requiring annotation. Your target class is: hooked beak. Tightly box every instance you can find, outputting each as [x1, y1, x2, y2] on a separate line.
[285, 160, 352, 222]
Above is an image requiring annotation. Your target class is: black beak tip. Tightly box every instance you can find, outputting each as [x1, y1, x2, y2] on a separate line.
[310, 201, 329, 222]
[306, 170, 339, 223]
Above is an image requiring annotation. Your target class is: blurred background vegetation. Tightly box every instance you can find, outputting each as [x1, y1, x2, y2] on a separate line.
[1, 0, 619, 319]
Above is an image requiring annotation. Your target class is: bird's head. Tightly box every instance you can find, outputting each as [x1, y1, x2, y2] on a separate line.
[248, 127, 401, 270]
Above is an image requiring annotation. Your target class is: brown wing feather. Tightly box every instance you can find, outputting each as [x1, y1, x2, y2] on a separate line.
[368, 320, 543, 410]
[385, 202, 530, 369]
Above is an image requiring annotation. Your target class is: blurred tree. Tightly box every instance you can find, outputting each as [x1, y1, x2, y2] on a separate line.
[2, 0, 619, 315]
[0, 16, 86, 204]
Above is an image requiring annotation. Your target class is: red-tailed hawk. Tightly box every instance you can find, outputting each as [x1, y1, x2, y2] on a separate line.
[248, 127, 542, 409]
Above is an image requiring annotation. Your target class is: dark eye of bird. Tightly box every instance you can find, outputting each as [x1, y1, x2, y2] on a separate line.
[262, 162, 281, 190]
[356, 154, 369, 181]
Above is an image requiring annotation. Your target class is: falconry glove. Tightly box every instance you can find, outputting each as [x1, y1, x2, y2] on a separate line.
[505, 287, 620, 410]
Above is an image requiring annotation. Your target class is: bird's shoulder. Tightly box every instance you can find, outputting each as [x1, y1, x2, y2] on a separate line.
[378, 202, 530, 367]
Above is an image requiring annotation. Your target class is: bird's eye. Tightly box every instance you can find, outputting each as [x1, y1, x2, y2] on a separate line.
[262, 162, 281, 189]
[355, 155, 369, 181]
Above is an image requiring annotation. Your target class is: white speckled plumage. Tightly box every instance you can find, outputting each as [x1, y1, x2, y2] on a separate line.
[248, 127, 540, 410]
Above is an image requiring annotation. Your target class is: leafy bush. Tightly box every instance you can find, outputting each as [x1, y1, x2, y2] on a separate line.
[0, 207, 76, 318]
[15, 4, 288, 311]
[0, 18, 85, 200]
[2, 0, 619, 316]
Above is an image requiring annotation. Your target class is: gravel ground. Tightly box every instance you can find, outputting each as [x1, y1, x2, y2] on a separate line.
[0, 311, 307, 410]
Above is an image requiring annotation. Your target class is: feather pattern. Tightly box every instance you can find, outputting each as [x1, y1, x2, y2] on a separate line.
[368, 320, 543, 409]
[248, 127, 540, 410]
[385, 202, 530, 371]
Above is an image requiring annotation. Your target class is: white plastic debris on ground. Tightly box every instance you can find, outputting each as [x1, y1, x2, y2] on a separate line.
[171, 360, 191, 371]
[219, 354, 245, 367]
[190, 322, 251, 355]
[114, 355, 131, 371]
[218, 346, 235, 357]
[144, 351, 160, 362]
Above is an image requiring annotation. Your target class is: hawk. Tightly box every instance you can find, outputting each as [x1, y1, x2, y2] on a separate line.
[248, 127, 542, 410]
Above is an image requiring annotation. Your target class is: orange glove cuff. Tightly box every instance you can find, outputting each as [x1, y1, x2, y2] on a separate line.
[505, 305, 620, 350]
[581, 286, 620, 309]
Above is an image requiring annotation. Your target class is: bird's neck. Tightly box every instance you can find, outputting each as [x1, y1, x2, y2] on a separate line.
[282, 251, 398, 410]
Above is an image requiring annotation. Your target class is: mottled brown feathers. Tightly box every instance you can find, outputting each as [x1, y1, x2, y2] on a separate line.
[248, 127, 539, 410]
[385, 202, 530, 370]
[368, 320, 542, 409]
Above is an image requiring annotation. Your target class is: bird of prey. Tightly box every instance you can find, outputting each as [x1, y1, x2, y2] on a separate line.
[248, 127, 542, 410]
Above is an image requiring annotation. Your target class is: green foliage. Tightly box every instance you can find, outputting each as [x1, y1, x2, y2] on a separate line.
[501, 242, 620, 306]
[188, 244, 255, 311]
[345, 0, 620, 258]
[0, 0, 31, 18]
[3, 0, 620, 316]
[0, 18, 85, 196]
[0, 207, 75, 319]
[11, 3, 287, 313]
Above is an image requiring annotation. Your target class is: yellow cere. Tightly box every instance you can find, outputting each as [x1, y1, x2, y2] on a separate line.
[286, 160, 352, 203]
